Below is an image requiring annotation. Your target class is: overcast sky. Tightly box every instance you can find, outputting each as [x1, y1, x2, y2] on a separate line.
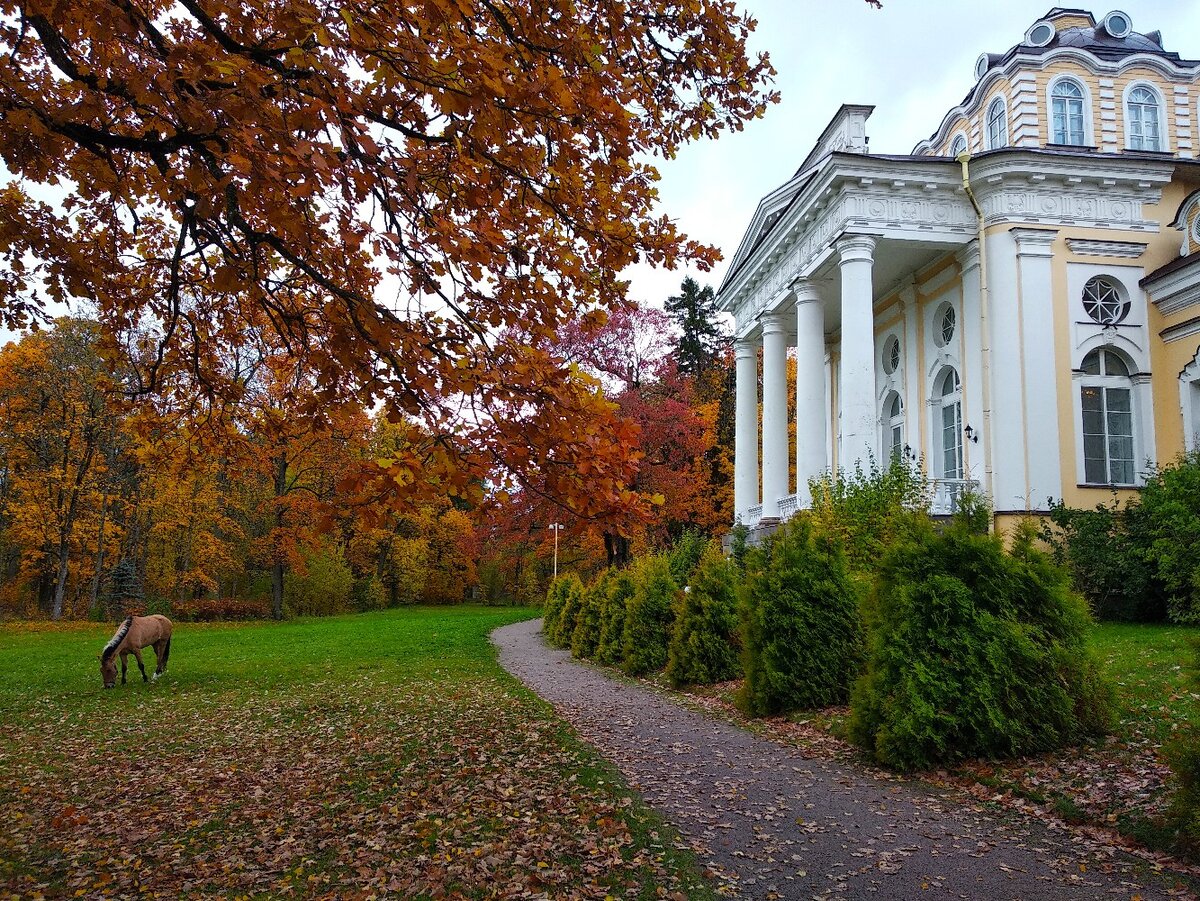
[624, 0, 1200, 310]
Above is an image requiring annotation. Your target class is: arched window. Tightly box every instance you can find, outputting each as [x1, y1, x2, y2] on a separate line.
[1080, 348, 1135, 485]
[950, 134, 968, 157]
[1051, 79, 1087, 145]
[1126, 85, 1163, 151]
[935, 367, 963, 480]
[986, 98, 1007, 149]
[884, 392, 904, 461]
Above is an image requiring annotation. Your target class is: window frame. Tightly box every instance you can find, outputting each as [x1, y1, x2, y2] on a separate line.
[883, 391, 905, 462]
[1076, 347, 1142, 487]
[1123, 82, 1168, 152]
[985, 97, 1008, 150]
[933, 366, 964, 481]
[1048, 76, 1092, 147]
[949, 133, 968, 157]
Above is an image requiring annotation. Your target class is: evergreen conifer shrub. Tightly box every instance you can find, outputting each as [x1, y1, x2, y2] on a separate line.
[738, 517, 864, 715]
[622, 555, 679, 675]
[666, 543, 741, 687]
[571, 570, 609, 659]
[546, 573, 586, 647]
[596, 569, 634, 665]
[849, 521, 1114, 771]
[668, 530, 708, 584]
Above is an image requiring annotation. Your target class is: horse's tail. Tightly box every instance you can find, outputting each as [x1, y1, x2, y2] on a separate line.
[161, 636, 171, 672]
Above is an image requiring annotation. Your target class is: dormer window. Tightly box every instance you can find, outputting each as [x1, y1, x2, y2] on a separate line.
[1126, 85, 1163, 151]
[986, 99, 1007, 149]
[950, 134, 967, 157]
[1051, 79, 1087, 146]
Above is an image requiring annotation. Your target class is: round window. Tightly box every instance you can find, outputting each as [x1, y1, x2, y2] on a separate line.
[1026, 21, 1055, 46]
[935, 304, 956, 347]
[975, 54, 990, 80]
[882, 336, 901, 375]
[1082, 275, 1131, 325]
[1103, 11, 1132, 38]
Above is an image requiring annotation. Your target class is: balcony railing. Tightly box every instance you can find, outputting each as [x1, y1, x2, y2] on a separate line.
[742, 504, 763, 528]
[929, 479, 980, 515]
[777, 494, 799, 521]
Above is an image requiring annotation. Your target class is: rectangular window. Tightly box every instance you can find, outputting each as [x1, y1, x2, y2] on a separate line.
[941, 401, 962, 480]
[890, 424, 903, 460]
[1081, 385, 1135, 485]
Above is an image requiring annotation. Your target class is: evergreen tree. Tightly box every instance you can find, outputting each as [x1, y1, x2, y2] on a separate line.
[665, 277, 725, 377]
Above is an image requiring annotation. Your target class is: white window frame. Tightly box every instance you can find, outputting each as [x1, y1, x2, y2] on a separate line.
[933, 367, 964, 480]
[882, 391, 905, 461]
[1076, 348, 1138, 486]
[1123, 81, 1169, 152]
[985, 97, 1008, 149]
[1182, 351, 1200, 452]
[949, 133, 968, 157]
[1047, 75, 1093, 147]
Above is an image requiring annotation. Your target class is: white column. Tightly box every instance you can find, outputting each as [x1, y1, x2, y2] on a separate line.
[733, 337, 760, 524]
[837, 235, 878, 470]
[760, 312, 790, 519]
[1013, 228, 1062, 508]
[793, 280, 827, 506]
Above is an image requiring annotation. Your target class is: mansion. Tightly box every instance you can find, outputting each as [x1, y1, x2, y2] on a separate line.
[721, 7, 1200, 532]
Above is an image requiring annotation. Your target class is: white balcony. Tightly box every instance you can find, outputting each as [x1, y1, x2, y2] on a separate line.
[777, 494, 799, 520]
[742, 504, 763, 528]
[929, 479, 980, 515]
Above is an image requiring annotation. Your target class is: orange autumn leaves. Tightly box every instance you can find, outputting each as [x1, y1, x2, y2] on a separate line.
[0, 0, 776, 528]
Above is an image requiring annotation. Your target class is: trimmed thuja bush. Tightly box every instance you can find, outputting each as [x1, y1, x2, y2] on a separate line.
[543, 573, 585, 647]
[738, 517, 864, 715]
[666, 543, 741, 688]
[622, 554, 679, 676]
[596, 569, 634, 666]
[571, 570, 609, 659]
[849, 520, 1114, 771]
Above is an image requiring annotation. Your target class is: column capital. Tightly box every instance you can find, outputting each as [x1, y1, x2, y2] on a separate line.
[734, 337, 759, 360]
[957, 239, 981, 272]
[790, 277, 822, 305]
[836, 234, 877, 264]
[760, 310, 790, 336]
[1012, 227, 1058, 258]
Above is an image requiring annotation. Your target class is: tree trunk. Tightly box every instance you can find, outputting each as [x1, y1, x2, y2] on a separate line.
[51, 535, 70, 620]
[272, 451, 287, 620]
[271, 561, 284, 621]
[603, 532, 630, 568]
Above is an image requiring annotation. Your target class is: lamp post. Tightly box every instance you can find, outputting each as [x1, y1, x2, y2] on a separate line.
[548, 523, 564, 579]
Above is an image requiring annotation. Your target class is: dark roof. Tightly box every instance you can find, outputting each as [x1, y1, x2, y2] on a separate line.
[1141, 252, 1200, 287]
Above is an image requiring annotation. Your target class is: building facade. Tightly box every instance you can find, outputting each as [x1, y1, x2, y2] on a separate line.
[720, 8, 1200, 532]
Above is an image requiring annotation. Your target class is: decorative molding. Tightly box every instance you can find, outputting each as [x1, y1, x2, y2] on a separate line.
[1161, 316, 1200, 344]
[1012, 227, 1058, 256]
[1147, 260, 1200, 317]
[1065, 238, 1148, 258]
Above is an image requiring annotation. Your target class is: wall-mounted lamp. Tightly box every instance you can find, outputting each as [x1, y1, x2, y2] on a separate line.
[903, 443, 916, 461]
[964, 424, 979, 444]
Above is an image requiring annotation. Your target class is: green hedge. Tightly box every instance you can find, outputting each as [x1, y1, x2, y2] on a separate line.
[571, 570, 608, 659]
[666, 543, 741, 688]
[738, 517, 864, 715]
[849, 521, 1114, 771]
[543, 573, 585, 647]
[622, 555, 678, 676]
[596, 569, 634, 666]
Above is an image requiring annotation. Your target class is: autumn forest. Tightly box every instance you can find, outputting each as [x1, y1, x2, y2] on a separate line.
[0, 279, 735, 621]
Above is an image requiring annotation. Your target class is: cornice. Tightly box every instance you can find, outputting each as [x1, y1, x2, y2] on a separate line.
[1065, 238, 1149, 258]
[1148, 260, 1200, 317]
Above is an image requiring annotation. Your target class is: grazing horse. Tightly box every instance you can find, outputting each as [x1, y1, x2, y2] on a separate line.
[99, 615, 172, 689]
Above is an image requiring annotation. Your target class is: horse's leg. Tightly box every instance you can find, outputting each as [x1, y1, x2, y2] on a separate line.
[152, 640, 164, 679]
[132, 648, 148, 682]
[120, 651, 128, 685]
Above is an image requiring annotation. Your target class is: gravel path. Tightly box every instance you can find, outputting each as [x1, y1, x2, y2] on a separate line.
[493, 618, 1192, 900]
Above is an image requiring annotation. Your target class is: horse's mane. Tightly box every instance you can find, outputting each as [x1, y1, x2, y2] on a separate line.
[101, 616, 134, 662]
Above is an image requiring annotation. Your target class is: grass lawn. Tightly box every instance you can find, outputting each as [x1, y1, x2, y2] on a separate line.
[0, 607, 717, 900]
